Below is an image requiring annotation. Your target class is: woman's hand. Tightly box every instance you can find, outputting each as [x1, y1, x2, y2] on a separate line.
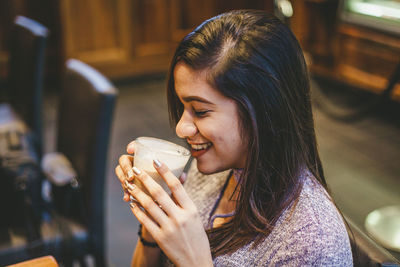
[126, 159, 213, 267]
[115, 141, 136, 202]
[115, 141, 188, 202]
[115, 141, 161, 248]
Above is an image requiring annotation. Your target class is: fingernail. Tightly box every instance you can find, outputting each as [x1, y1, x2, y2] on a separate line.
[125, 180, 135, 191]
[153, 159, 161, 168]
[127, 169, 134, 179]
[130, 202, 136, 209]
[132, 166, 141, 175]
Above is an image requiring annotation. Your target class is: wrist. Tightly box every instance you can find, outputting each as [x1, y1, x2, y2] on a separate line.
[138, 224, 159, 248]
[140, 224, 156, 242]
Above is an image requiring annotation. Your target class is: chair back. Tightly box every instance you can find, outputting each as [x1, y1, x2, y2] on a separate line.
[56, 59, 117, 258]
[7, 16, 49, 158]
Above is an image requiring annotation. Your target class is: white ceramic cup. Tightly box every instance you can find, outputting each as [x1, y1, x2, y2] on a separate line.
[133, 137, 190, 194]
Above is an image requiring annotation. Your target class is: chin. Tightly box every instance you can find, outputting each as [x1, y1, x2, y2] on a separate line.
[196, 161, 227, 175]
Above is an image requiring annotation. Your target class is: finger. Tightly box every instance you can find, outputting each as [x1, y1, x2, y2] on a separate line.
[122, 184, 130, 202]
[115, 166, 130, 202]
[118, 154, 135, 181]
[131, 167, 177, 216]
[129, 202, 160, 241]
[173, 173, 187, 203]
[115, 165, 128, 184]
[125, 177, 169, 226]
[126, 140, 136, 154]
[153, 159, 193, 209]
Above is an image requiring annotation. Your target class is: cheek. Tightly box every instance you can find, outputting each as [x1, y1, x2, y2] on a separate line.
[213, 118, 242, 149]
[208, 121, 228, 145]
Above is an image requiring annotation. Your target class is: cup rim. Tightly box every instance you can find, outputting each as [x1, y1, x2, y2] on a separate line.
[135, 137, 190, 156]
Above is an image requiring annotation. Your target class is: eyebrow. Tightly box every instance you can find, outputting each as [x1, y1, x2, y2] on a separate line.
[181, 96, 214, 105]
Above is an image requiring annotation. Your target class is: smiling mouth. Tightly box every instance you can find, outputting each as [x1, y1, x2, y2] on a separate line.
[189, 142, 212, 157]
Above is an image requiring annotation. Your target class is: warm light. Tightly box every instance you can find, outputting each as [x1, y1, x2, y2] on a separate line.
[348, 1, 400, 20]
[365, 206, 400, 252]
[366, 210, 381, 226]
[279, 0, 293, 18]
[393, 231, 400, 248]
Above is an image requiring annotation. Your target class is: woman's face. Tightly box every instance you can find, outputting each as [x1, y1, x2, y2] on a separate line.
[174, 62, 247, 174]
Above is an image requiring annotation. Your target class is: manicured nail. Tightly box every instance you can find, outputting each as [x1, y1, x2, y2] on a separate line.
[127, 169, 134, 179]
[132, 166, 141, 175]
[125, 180, 135, 191]
[130, 202, 136, 209]
[153, 159, 161, 168]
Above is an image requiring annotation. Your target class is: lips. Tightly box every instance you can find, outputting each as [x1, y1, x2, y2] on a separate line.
[189, 142, 212, 158]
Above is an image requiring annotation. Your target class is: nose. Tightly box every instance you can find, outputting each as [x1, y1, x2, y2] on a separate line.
[176, 111, 198, 138]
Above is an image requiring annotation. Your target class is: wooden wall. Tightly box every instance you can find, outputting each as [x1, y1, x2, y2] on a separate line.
[290, 0, 400, 101]
[59, 0, 272, 78]
[1, 0, 399, 100]
[0, 0, 272, 83]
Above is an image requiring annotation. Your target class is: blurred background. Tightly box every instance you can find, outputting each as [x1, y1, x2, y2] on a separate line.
[0, 0, 399, 266]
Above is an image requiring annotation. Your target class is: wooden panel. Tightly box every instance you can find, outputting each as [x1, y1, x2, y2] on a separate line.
[338, 32, 399, 80]
[59, 0, 274, 78]
[60, 0, 131, 64]
[292, 0, 400, 101]
[136, 0, 170, 43]
[170, 0, 216, 42]
[132, 0, 172, 57]
[0, 0, 274, 81]
[336, 24, 400, 95]
[170, 0, 273, 43]
[287, 0, 308, 45]
[215, 0, 272, 14]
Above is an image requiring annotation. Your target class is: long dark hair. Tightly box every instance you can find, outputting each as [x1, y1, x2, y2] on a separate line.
[167, 10, 327, 257]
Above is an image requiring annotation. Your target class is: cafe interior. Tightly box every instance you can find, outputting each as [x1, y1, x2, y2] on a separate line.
[0, 0, 399, 266]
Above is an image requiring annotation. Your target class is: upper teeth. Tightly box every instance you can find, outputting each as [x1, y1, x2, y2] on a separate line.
[191, 143, 211, 150]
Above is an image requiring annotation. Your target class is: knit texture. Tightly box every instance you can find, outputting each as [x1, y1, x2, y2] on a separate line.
[161, 161, 353, 266]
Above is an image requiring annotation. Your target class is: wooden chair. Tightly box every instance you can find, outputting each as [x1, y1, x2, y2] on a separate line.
[41, 59, 118, 266]
[7, 255, 59, 267]
[0, 16, 49, 267]
[3, 15, 49, 158]
[0, 59, 117, 266]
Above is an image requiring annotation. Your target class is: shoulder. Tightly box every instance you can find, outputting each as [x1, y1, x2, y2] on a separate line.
[259, 171, 353, 266]
[214, 171, 353, 266]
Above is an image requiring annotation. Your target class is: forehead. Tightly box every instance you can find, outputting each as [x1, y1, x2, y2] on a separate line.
[173, 62, 226, 103]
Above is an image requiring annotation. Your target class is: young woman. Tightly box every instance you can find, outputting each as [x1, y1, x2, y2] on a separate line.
[115, 10, 353, 266]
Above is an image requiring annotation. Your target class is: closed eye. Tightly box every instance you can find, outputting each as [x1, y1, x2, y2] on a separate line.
[193, 109, 210, 117]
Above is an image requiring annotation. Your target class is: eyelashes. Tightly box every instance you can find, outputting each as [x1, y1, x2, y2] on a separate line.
[193, 109, 210, 117]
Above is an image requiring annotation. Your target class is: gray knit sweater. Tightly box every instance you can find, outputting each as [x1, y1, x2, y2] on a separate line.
[161, 161, 353, 266]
